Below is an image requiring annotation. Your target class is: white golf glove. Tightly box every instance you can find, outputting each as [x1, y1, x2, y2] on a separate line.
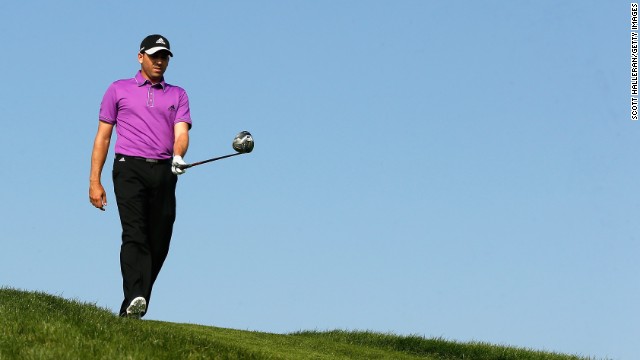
[171, 155, 187, 175]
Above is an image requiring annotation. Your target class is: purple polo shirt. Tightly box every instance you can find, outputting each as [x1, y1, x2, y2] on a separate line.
[99, 71, 192, 160]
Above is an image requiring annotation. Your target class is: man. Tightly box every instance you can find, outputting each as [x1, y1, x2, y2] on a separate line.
[89, 34, 192, 319]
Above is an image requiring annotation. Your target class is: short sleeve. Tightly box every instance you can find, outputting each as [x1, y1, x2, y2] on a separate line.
[99, 83, 118, 124]
[175, 90, 192, 129]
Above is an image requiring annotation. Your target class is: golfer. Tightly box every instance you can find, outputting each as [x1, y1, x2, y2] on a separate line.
[89, 34, 192, 318]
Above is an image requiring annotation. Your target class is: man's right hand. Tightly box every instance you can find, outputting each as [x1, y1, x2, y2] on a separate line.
[89, 181, 107, 211]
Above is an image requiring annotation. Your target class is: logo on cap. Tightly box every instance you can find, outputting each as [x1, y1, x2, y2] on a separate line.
[156, 38, 166, 45]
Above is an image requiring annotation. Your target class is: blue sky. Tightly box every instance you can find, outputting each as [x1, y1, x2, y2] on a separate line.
[0, 1, 635, 359]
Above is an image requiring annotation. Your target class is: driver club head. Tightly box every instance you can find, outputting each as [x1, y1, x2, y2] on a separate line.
[232, 131, 254, 154]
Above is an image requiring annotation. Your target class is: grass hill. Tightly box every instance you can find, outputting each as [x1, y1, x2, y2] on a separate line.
[0, 288, 594, 359]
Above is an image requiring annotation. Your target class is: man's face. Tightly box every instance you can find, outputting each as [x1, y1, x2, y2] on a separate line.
[138, 50, 170, 82]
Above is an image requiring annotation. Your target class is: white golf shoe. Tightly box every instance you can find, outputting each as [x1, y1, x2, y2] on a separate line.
[126, 297, 147, 319]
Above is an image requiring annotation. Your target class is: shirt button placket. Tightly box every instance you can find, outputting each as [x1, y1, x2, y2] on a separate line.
[147, 86, 154, 107]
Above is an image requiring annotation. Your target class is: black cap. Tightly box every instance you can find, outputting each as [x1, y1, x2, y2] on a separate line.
[139, 34, 173, 57]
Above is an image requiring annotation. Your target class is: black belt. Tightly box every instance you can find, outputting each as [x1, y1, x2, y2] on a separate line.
[116, 154, 172, 164]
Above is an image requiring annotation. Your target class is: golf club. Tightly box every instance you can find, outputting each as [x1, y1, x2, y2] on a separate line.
[177, 131, 254, 170]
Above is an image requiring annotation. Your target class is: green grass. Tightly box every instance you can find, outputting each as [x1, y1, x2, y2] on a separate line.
[0, 288, 596, 359]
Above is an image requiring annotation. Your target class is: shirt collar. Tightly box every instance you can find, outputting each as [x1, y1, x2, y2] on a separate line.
[134, 70, 166, 90]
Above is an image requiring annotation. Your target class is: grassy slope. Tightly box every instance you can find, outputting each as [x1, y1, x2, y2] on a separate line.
[0, 288, 594, 360]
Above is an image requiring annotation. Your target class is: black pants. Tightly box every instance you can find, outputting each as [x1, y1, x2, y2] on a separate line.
[112, 155, 178, 317]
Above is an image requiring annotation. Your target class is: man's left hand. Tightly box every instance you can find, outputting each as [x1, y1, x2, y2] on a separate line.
[172, 155, 187, 175]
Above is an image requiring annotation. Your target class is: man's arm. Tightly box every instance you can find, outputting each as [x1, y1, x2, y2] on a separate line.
[89, 121, 114, 211]
[173, 122, 190, 157]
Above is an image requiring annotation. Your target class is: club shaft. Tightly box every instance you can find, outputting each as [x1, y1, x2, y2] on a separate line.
[177, 152, 242, 169]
